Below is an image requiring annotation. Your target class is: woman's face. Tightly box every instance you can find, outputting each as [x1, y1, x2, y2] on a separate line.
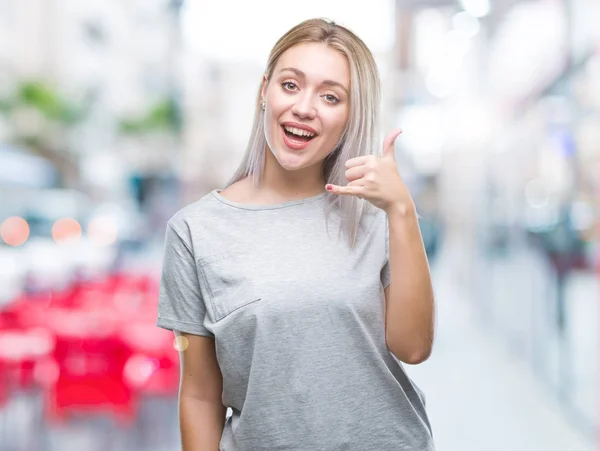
[262, 42, 350, 173]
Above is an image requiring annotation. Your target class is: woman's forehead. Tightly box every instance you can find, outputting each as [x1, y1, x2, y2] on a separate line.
[274, 43, 350, 88]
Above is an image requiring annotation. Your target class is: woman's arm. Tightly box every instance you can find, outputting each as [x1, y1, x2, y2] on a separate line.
[176, 331, 227, 450]
[384, 206, 435, 364]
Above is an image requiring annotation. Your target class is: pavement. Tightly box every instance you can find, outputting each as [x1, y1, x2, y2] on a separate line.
[406, 241, 595, 451]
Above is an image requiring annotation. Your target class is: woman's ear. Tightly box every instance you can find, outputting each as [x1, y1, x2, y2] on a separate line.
[260, 74, 268, 102]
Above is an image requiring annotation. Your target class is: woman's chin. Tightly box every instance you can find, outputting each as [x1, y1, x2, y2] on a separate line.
[269, 143, 328, 172]
[279, 161, 308, 172]
[275, 151, 310, 171]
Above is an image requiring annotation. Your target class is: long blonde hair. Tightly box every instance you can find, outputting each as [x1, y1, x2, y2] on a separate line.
[227, 18, 381, 246]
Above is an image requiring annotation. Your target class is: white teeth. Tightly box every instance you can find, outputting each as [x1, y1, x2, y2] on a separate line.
[284, 126, 315, 138]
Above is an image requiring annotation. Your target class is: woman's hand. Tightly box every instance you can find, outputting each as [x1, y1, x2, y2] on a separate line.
[326, 129, 415, 216]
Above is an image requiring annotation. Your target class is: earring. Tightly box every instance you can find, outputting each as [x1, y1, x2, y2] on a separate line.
[260, 101, 265, 111]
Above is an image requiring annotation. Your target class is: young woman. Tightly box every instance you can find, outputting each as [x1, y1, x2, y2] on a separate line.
[157, 18, 436, 451]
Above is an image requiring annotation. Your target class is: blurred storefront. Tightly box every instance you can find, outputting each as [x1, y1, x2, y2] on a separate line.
[394, 0, 599, 439]
[480, 0, 598, 436]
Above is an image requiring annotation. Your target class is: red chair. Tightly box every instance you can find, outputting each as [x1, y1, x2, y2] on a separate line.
[120, 323, 179, 396]
[43, 309, 136, 425]
[1, 270, 164, 427]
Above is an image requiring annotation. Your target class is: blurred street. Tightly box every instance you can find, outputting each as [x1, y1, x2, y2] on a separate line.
[408, 237, 594, 451]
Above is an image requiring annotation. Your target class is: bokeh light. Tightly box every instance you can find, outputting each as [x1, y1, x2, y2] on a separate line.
[0, 216, 30, 246]
[452, 11, 480, 38]
[459, 0, 491, 18]
[87, 216, 119, 246]
[124, 354, 159, 388]
[52, 218, 82, 243]
[525, 178, 551, 209]
[173, 335, 189, 352]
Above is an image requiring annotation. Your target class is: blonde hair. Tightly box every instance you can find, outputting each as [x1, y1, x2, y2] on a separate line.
[227, 18, 381, 246]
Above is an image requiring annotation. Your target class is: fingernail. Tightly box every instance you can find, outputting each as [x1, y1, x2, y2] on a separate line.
[326, 184, 333, 191]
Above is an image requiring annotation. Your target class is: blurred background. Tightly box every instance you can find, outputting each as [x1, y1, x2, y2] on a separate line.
[0, 0, 598, 450]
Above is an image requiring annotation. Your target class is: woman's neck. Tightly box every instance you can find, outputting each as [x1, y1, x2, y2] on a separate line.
[260, 150, 326, 200]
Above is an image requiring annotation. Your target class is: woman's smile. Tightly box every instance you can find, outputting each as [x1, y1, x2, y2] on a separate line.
[280, 122, 318, 150]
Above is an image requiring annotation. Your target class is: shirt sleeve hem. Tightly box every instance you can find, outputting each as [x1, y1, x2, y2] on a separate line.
[156, 316, 214, 337]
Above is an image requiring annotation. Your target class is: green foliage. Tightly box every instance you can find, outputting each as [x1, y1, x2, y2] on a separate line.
[119, 97, 181, 135]
[0, 80, 85, 125]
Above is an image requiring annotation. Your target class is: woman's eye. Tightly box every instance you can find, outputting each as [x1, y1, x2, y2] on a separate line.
[282, 82, 297, 91]
[324, 94, 340, 104]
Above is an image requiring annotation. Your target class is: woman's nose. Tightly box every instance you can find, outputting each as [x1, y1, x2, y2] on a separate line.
[291, 94, 316, 119]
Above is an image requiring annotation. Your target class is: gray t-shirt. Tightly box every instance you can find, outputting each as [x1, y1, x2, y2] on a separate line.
[157, 189, 434, 451]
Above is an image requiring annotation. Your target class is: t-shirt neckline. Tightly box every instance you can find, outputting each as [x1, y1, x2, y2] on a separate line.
[210, 189, 328, 211]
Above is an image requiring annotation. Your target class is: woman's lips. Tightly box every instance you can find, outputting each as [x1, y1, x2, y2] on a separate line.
[281, 126, 315, 150]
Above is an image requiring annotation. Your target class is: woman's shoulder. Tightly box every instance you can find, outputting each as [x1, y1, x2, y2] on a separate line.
[166, 189, 222, 236]
[217, 178, 254, 204]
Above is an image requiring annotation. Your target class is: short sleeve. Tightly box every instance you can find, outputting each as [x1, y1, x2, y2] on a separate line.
[380, 214, 391, 289]
[156, 223, 214, 337]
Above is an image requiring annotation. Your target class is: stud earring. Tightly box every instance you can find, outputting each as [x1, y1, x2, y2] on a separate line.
[260, 101, 265, 111]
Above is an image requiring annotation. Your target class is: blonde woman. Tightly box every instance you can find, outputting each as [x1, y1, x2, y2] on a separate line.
[157, 18, 436, 451]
